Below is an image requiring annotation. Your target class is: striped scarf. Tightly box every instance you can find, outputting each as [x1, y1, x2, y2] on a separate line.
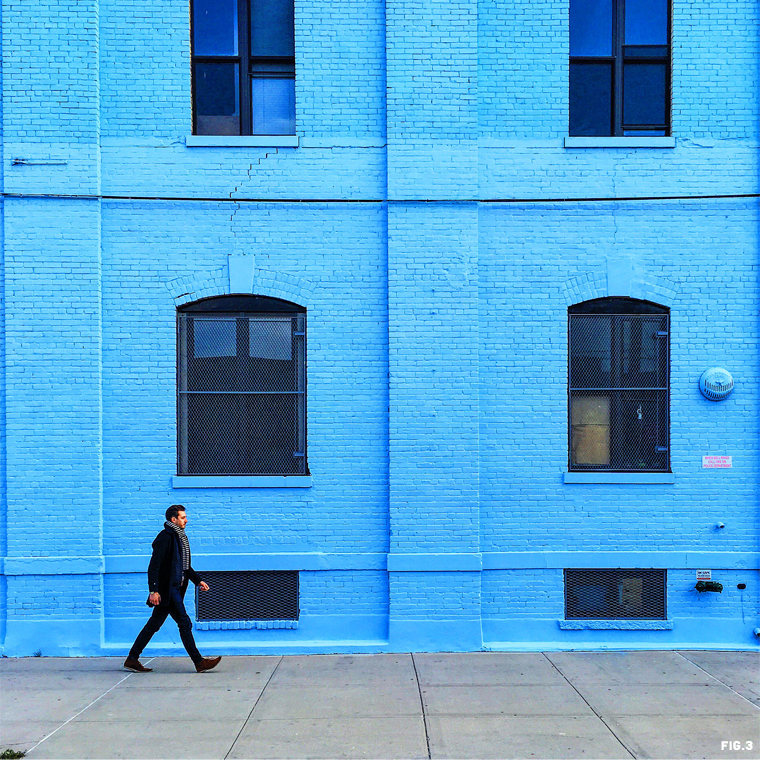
[165, 520, 191, 582]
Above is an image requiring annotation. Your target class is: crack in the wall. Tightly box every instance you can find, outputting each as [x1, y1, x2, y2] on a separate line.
[228, 151, 279, 248]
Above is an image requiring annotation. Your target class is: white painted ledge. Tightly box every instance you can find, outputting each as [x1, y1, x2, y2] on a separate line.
[172, 475, 312, 488]
[185, 135, 299, 148]
[564, 136, 676, 149]
[564, 472, 675, 484]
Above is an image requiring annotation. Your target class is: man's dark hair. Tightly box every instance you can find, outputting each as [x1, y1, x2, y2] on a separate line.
[166, 504, 186, 521]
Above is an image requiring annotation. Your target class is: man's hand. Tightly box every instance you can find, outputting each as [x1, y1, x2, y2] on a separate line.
[148, 592, 161, 606]
[199, 581, 210, 591]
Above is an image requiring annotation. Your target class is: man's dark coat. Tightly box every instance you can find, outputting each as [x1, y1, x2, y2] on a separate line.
[147, 526, 202, 607]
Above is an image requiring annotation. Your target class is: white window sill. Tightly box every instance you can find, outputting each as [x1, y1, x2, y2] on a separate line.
[185, 135, 299, 148]
[564, 137, 675, 149]
[172, 475, 312, 488]
[564, 472, 675, 484]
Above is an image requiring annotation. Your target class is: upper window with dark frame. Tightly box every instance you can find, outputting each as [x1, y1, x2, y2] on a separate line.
[177, 296, 307, 476]
[192, 0, 295, 136]
[569, 0, 670, 136]
[568, 298, 669, 472]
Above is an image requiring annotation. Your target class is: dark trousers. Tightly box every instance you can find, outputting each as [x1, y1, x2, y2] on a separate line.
[128, 584, 202, 664]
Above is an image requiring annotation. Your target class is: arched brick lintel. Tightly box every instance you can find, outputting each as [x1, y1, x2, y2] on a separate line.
[562, 257, 678, 309]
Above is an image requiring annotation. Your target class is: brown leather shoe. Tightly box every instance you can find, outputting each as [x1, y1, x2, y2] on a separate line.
[195, 656, 222, 673]
[124, 658, 153, 673]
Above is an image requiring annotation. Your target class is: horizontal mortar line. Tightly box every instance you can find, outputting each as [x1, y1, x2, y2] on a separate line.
[2, 192, 759, 204]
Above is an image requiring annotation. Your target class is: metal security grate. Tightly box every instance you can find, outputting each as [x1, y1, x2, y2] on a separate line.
[196, 571, 299, 621]
[569, 302, 669, 472]
[177, 297, 306, 475]
[565, 569, 667, 619]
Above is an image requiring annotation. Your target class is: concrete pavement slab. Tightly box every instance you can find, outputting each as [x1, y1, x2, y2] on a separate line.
[76, 685, 261, 722]
[228, 716, 428, 759]
[1, 688, 125, 723]
[0, 657, 122, 673]
[414, 652, 562, 685]
[0, 721, 64, 755]
[420, 682, 595, 716]
[0, 672, 129, 691]
[546, 651, 714, 684]
[603, 714, 760, 760]
[26, 719, 242, 759]
[253, 683, 422, 720]
[117, 656, 279, 689]
[679, 651, 760, 705]
[273, 654, 416, 685]
[575, 682, 760, 717]
[426, 714, 632, 759]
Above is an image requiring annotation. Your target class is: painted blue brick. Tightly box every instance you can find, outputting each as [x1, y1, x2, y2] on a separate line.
[0, 0, 758, 656]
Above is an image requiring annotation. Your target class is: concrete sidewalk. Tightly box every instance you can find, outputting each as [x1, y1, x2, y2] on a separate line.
[1, 651, 758, 759]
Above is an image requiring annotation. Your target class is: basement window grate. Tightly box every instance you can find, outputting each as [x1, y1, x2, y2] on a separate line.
[196, 570, 299, 621]
[564, 569, 666, 619]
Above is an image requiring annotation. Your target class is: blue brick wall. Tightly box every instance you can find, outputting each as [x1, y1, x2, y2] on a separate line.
[1, 0, 758, 656]
[482, 571, 564, 619]
[478, 0, 567, 138]
[300, 571, 389, 616]
[391, 572, 481, 620]
[479, 199, 760, 555]
[101, 201, 389, 558]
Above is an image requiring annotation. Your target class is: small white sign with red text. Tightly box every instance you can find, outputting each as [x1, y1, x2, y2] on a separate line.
[696, 570, 712, 581]
[703, 456, 732, 469]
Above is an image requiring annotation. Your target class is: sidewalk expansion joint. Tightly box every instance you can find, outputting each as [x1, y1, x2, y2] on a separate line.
[542, 652, 637, 759]
[411, 652, 432, 759]
[25, 658, 155, 756]
[224, 655, 284, 760]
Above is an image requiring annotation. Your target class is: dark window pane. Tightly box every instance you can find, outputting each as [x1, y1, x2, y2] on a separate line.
[623, 63, 667, 126]
[569, 315, 612, 388]
[194, 63, 240, 135]
[193, 319, 237, 358]
[252, 77, 295, 134]
[570, 63, 612, 136]
[624, 45, 668, 58]
[251, 0, 295, 57]
[625, 0, 668, 45]
[570, 0, 613, 56]
[193, 0, 238, 56]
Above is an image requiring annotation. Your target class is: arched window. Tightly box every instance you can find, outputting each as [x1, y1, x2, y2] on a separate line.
[568, 297, 668, 472]
[177, 295, 307, 475]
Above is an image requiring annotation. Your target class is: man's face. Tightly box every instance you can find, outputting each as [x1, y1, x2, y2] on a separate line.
[171, 511, 188, 529]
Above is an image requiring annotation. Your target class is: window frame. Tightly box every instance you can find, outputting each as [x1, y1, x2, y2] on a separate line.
[191, 0, 296, 136]
[176, 295, 307, 477]
[569, 0, 672, 137]
[567, 298, 670, 473]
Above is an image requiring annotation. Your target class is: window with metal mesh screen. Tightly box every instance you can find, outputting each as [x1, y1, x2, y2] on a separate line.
[177, 296, 306, 475]
[565, 569, 666, 619]
[569, 298, 669, 471]
[196, 570, 299, 621]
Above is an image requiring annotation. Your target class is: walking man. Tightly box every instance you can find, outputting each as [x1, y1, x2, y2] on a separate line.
[124, 505, 221, 673]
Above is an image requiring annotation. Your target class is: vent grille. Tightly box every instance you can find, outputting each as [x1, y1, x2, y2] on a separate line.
[565, 569, 666, 619]
[196, 571, 299, 621]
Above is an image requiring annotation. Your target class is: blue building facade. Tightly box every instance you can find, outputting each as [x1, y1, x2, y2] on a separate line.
[0, 0, 758, 656]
